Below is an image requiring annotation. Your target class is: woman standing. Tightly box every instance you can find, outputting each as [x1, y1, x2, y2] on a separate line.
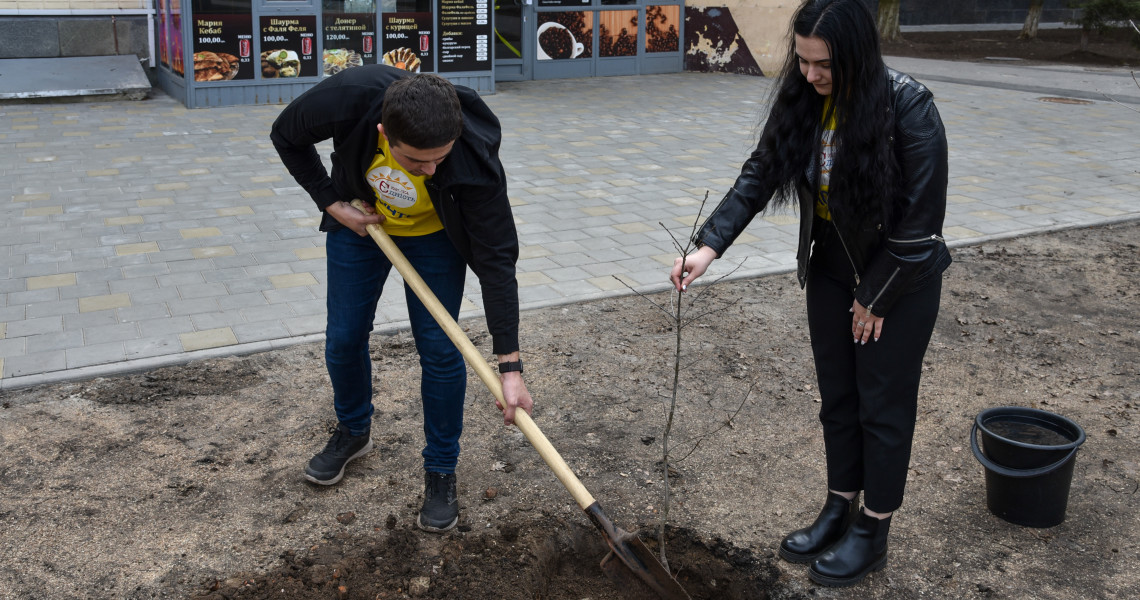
[669, 0, 950, 587]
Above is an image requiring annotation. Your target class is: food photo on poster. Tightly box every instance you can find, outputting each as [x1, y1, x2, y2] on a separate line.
[260, 15, 317, 78]
[382, 13, 433, 72]
[192, 15, 254, 81]
[322, 12, 375, 77]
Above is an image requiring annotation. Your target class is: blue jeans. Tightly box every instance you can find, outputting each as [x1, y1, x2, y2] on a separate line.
[325, 227, 467, 474]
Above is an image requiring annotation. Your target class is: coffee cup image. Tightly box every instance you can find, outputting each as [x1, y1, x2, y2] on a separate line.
[537, 22, 584, 60]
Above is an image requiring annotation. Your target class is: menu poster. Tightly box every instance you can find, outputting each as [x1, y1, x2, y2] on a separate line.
[192, 15, 253, 81]
[259, 16, 318, 79]
[438, 0, 491, 73]
[381, 13, 433, 74]
[159, 0, 169, 70]
[171, 10, 185, 76]
[322, 13, 375, 77]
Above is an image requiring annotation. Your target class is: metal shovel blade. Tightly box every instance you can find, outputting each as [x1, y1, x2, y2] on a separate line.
[587, 502, 691, 600]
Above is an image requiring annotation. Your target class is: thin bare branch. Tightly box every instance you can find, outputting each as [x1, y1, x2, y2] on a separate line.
[682, 297, 744, 330]
[670, 385, 754, 464]
[1099, 87, 1140, 114]
[610, 275, 676, 319]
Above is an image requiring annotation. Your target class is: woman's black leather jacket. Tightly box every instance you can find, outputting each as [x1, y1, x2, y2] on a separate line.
[694, 68, 951, 317]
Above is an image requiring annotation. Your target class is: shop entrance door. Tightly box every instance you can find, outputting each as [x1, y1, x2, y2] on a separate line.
[494, 0, 532, 81]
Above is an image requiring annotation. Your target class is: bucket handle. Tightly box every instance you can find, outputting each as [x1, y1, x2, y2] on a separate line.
[970, 423, 1079, 478]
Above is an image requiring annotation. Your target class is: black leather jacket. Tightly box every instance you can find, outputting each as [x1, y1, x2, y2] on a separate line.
[695, 68, 951, 317]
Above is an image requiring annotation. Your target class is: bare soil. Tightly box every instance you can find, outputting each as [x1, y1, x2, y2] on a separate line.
[2, 217, 1138, 600]
[882, 27, 1140, 68]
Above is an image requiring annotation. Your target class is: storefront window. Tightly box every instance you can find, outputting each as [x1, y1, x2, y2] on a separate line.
[381, 0, 431, 11]
[598, 9, 636, 57]
[172, 0, 185, 76]
[322, 0, 377, 77]
[259, 15, 318, 78]
[437, 0, 491, 72]
[536, 11, 592, 60]
[494, 0, 523, 60]
[189, 0, 254, 82]
[645, 5, 678, 53]
[381, 11, 433, 72]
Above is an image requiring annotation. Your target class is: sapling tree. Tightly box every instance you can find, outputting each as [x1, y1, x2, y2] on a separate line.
[616, 192, 753, 570]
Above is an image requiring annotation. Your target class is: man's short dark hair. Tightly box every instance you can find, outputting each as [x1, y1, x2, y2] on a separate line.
[381, 74, 464, 149]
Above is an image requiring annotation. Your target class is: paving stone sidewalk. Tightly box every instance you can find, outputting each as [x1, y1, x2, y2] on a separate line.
[2, 61, 1138, 389]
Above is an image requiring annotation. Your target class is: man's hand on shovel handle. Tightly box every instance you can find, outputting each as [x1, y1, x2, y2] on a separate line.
[496, 353, 533, 426]
[327, 200, 385, 236]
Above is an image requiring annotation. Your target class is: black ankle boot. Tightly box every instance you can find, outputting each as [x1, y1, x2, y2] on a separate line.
[778, 492, 860, 563]
[808, 509, 891, 587]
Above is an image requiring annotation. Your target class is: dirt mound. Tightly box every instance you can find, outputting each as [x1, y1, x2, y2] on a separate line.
[190, 520, 785, 600]
[883, 27, 1140, 67]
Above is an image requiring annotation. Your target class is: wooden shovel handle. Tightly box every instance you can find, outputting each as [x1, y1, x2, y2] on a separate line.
[349, 200, 596, 510]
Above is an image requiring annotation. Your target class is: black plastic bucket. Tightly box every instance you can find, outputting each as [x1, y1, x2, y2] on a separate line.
[970, 406, 1086, 528]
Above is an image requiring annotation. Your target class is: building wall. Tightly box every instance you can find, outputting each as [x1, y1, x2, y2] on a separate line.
[0, 0, 152, 61]
[0, 0, 147, 8]
[685, 0, 794, 76]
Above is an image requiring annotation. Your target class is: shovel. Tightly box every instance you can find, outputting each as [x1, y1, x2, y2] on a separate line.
[350, 201, 690, 600]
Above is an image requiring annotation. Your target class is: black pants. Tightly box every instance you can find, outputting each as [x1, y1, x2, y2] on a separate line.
[805, 265, 942, 513]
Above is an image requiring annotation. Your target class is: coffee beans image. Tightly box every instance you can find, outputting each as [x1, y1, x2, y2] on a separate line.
[600, 11, 638, 57]
[646, 5, 680, 53]
[540, 26, 574, 59]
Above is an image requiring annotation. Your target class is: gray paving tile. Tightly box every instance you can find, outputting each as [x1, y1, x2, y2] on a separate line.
[83, 322, 140, 345]
[25, 300, 79, 319]
[3, 351, 66, 378]
[6, 316, 64, 337]
[137, 316, 195, 338]
[66, 341, 126, 369]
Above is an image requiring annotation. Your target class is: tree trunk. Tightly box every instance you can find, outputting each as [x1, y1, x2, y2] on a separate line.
[1019, 0, 1045, 41]
[877, 0, 902, 43]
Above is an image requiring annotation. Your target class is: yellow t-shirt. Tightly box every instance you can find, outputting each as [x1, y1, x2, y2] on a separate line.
[365, 136, 444, 237]
[815, 99, 837, 221]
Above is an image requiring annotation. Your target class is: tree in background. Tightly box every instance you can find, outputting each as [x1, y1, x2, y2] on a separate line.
[878, 0, 902, 43]
[1020, 0, 1046, 39]
[1068, 0, 1140, 49]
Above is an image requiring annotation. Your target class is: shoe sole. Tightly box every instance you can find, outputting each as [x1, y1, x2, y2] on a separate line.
[807, 554, 888, 587]
[303, 439, 374, 486]
[416, 513, 458, 533]
[778, 545, 822, 564]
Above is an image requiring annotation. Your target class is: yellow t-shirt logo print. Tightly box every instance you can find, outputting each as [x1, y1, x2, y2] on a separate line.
[366, 136, 444, 236]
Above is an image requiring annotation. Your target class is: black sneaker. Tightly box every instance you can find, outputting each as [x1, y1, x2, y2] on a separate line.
[417, 471, 458, 533]
[304, 424, 373, 486]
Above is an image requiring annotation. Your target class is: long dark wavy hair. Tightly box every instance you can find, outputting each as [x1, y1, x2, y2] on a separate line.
[756, 0, 898, 228]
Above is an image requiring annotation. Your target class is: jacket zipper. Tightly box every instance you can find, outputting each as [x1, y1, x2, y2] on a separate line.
[826, 209, 862, 286]
[865, 266, 900, 316]
[888, 233, 945, 244]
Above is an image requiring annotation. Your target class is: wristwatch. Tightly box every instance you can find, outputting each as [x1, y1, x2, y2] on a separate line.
[497, 360, 524, 374]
